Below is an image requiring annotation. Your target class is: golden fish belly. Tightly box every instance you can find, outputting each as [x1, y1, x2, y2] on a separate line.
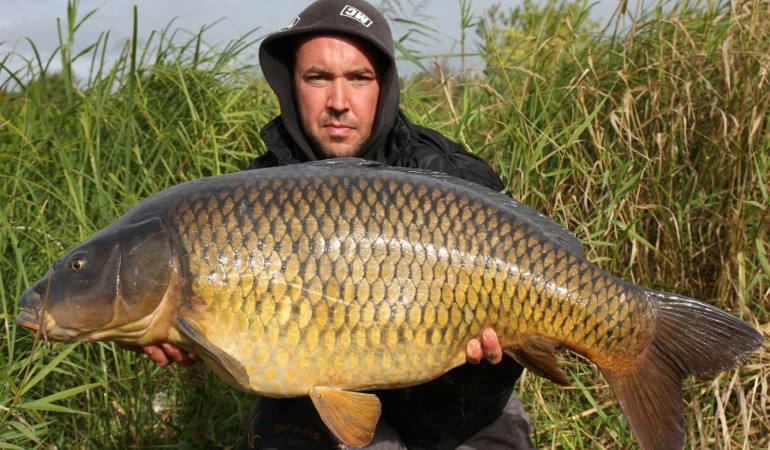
[168, 170, 654, 395]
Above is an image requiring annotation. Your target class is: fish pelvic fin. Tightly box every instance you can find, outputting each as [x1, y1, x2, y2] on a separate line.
[601, 290, 763, 450]
[309, 387, 381, 448]
[505, 336, 570, 386]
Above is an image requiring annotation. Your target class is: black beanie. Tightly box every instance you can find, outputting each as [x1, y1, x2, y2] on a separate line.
[259, 0, 400, 161]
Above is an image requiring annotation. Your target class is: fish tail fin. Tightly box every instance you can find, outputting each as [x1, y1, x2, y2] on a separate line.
[600, 290, 762, 450]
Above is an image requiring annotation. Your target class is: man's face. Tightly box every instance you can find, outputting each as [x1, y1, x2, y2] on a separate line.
[293, 35, 381, 158]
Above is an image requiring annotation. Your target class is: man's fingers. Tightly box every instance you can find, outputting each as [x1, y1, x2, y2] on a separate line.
[481, 328, 503, 365]
[466, 329, 504, 365]
[160, 343, 200, 367]
[143, 344, 172, 366]
[466, 339, 483, 364]
[118, 342, 199, 367]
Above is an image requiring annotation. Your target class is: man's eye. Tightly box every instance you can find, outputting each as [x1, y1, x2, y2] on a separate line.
[306, 75, 328, 84]
[353, 75, 373, 84]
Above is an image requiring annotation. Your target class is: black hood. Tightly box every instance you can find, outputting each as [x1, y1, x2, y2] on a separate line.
[259, 0, 400, 161]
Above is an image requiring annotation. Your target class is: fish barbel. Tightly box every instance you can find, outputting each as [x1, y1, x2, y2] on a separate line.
[16, 158, 762, 449]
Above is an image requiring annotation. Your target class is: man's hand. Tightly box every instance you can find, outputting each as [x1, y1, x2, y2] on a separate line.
[465, 328, 503, 365]
[119, 343, 199, 367]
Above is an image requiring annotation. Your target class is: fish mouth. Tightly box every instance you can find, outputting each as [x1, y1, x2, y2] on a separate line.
[16, 307, 56, 337]
[16, 284, 62, 340]
[16, 308, 83, 342]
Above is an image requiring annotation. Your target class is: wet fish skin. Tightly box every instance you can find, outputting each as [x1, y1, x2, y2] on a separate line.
[16, 158, 763, 449]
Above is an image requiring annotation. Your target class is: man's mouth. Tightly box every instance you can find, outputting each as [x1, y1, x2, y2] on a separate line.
[324, 123, 355, 137]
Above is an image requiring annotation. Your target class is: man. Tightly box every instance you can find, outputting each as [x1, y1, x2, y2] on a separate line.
[140, 0, 534, 448]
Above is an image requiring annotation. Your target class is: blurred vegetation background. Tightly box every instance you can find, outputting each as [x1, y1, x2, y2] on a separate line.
[1, 0, 768, 448]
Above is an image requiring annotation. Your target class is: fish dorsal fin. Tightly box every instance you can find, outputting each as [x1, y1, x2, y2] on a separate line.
[505, 336, 570, 386]
[309, 386, 381, 448]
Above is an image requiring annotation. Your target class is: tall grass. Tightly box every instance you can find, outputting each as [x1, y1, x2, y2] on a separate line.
[1, 0, 768, 448]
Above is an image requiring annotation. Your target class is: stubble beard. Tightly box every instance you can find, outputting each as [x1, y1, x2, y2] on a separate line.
[310, 113, 369, 158]
[312, 134, 368, 158]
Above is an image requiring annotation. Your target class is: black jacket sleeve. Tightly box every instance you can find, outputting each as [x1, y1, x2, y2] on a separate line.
[395, 125, 505, 192]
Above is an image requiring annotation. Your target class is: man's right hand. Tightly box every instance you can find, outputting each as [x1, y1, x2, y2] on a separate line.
[119, 343, 199, 367]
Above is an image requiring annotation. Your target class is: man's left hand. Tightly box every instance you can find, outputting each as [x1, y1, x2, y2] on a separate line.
[466, 328, 503, 364]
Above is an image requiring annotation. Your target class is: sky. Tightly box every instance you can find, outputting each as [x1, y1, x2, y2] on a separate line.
[0, 0, 625, 84]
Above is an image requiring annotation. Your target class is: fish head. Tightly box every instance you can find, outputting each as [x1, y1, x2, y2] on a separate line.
[16, 216, 174, 342]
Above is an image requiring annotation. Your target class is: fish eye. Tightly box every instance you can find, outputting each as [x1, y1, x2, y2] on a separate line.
[69, 258, 86, 272]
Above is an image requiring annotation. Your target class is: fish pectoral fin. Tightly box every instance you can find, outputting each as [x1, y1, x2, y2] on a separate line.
[175, 316, 249, 388]
[505, 336, 570, 386]
[309, 386, 381, 448]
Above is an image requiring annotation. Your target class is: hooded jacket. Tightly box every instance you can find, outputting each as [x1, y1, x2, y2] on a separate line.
[250, 1, 525, 448]
[258, 0, 399, 161]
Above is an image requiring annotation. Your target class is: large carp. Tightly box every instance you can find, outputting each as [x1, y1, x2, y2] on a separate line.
[17, 159, 762, 449]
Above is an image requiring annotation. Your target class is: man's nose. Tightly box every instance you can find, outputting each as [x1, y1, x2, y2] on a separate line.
[326, 79, 349, 112]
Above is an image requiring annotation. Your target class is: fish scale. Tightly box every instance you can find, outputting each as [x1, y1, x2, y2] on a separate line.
[17, 158, 762, 450]
[168, 163, 649, 395]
